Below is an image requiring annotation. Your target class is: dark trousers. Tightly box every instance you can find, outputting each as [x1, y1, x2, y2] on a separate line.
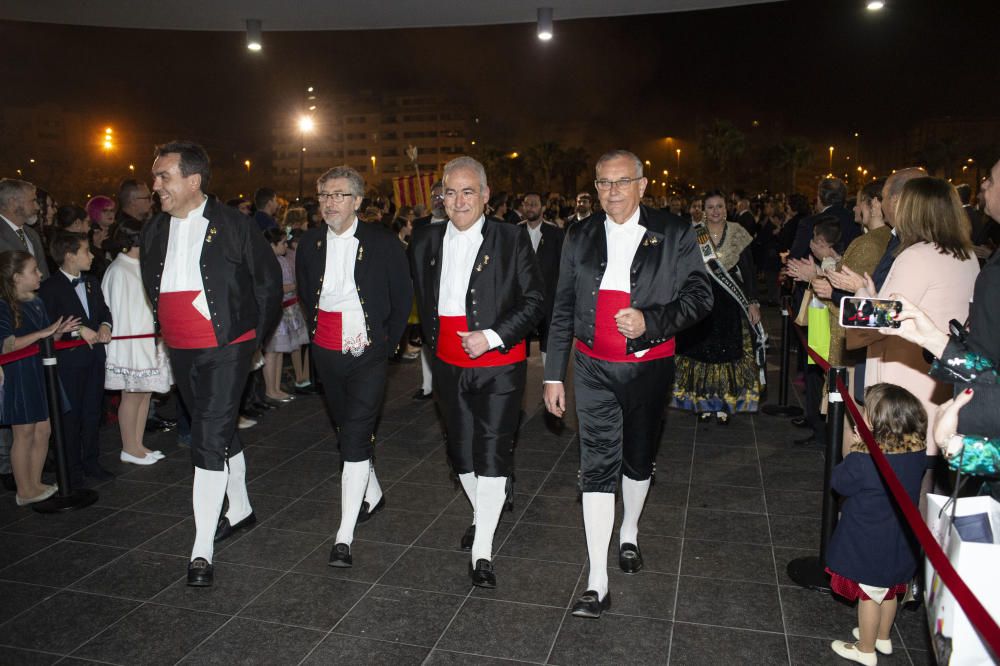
[170, 340, 255, 471]
[574, 353, 675, 492]
[312, 343, 387, 462]
[433, 358, 526, 478]
[805, 364, 826, 441]
[57, 348, 105, 475]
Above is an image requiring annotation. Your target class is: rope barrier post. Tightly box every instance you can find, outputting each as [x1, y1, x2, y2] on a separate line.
[761, 294, 803, 417]
[786, 366, 848, 591]
[31, 336, 98, 514]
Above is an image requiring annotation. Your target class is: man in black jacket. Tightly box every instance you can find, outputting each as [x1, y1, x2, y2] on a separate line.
[296, 165, 412, 568]
[410, 156, 544, 589]
[544, 150, 712, 618]
[519, 192, 564, 364]
[411, 180, 447, 400]
[140, 140, 282, 587]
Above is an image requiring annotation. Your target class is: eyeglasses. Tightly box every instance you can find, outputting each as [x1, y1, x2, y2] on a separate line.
[594, 177, 642, 191]
[317, 192, 355, 202]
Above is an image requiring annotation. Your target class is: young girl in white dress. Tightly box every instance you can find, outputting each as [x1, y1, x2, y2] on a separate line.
[262, 228, 308, 401]
[102, 219, 171, 465]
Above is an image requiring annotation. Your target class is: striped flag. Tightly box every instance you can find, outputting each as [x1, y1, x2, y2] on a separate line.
[393, 173, 437, 208]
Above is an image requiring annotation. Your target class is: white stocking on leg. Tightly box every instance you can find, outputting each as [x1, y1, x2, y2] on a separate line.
[336, 461, 370, 546]
[582, 492, 615, 599]
[224, 452, 252, 524]
[458, 472, 478, 525]
[471, 476, 507, 564]
[364, 465, 382, 506]
[619, 476, 650, 546]
[191, 467, 228, 563]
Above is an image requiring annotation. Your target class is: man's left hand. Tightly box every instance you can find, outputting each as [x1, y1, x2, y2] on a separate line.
[614, 308, 646, 340]
[97, 324, 112, 344]
[748, 303, 762, 325]
[457, 330, 490, 359]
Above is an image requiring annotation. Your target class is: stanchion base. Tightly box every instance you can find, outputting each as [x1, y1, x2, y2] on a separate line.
[31, 489, 99, 514]
[786, 555, 831, 591]
[761, 404, 804, 417]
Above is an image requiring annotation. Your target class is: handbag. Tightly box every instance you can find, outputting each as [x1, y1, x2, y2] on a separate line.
[923, 492, 1000, 665]
[794, 287, 813, 327]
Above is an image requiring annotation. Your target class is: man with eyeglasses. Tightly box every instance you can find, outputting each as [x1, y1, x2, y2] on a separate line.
[411, 181, 447, 400]
[117, 179, 154, 224]
[410, 156, 544, 589]
[296, 165, 412, 569]
[543, 150, 712, 618]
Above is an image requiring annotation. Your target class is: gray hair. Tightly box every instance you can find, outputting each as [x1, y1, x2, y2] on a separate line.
[595, 150, 643, 178]
[0, 178, 35, 210]
[317, 166, 365, 197]
[885, 167, 926, 200]
[443, 157, 488, 191]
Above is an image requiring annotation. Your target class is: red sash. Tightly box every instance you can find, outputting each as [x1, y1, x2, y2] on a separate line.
[575, 290, 674, 362]
[314, 310, 343, 351]
[436, 315, 526, 368]
[158, 290, 255, 349]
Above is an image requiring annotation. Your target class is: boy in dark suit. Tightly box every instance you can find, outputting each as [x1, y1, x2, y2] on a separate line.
[39, 231, 114, 486]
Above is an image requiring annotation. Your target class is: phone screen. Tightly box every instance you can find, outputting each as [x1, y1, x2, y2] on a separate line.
[839, 297, 902, 328]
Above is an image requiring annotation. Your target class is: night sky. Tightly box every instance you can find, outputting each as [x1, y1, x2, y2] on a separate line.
[1, 1, 995, 164]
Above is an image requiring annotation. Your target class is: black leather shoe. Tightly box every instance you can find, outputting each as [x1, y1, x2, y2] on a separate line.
[0, 473, 16, 492]
[460, 524, 476, 551]
[84, 465, 115, 482]
[242, 407, 264, 419]
[790, 416, 810, 429]
[215, 511, 257, 542]
[187, 558, 214, 587]
[412, 389, 432, 400]
[357, 496, 386, 524]
[619, 543, 643, 574]
[469, 559, 496, 588]
[571, 590, 611, 618]
[329, 542, 352, 568]
[252, 400, 277, 412]
[294, 384, 319, 395]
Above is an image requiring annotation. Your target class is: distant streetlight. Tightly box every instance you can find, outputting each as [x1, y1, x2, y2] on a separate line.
[298, 116, 314, 200]
[662, 169, 668, 176]
[129, 164, 135, 173]
[103, 126, 114, 152]
[676, 148, 681, 173]
[371, 155, 377, 175]
[510, 151, 519, 159]
[244, 159, 251, 173]
[866, 1, 884, 10]
[29, 158, 35, 164]
[828, 146, 835, 173]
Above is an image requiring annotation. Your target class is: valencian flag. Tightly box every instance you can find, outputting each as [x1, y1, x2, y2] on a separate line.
[393, 173, 437, 208]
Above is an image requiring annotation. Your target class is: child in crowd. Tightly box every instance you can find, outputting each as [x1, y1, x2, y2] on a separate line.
[262, 228, 309, 401]
[39, 232, 115, 486]
[826, 382, 927, 665]
[285, 229, 313, 392]
[0, 251, 79, 505]
[102, 219, 171, 465]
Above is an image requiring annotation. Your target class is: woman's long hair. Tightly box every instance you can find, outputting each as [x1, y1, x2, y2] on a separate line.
[894, 177, 972, 260]
[0, 250, 35, 329]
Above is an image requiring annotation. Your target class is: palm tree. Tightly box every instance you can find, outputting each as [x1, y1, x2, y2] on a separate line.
[773, 136, 813, 192]
[556, 146, 589, 194]
[525, 142, 563, 191]
[699, 119, 746, 189]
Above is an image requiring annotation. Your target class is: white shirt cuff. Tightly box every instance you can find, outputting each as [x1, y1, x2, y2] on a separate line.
[483, 328, 503, 349]
[543, 380, 563, 384]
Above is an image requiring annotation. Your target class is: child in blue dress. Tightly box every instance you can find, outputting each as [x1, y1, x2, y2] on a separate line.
[0, 251, 79, 505]
[826, 382, 928, 665]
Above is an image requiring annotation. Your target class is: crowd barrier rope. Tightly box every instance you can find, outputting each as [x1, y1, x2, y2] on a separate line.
[0, 333, 158, 367]
[790, 323, 1000, 658]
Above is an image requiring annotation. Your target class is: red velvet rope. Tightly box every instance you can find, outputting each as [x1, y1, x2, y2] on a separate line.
[0, 333, 157, 366]
[791, 323, 1000, 655]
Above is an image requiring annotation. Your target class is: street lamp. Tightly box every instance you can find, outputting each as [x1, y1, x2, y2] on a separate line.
[297, 115, 314, 200]
[675, 148, 681, 174]
[828, 146, 835, 174]
[244, 159, 252, 173]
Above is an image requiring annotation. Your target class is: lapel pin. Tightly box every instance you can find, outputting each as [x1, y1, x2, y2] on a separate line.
[643, 239, 650, 246]
[430, 258, 436, 266]
[357, 245, 364, 261]
[316, 240, 322, 249]
[650, 237, 660, 245]
[483, 255, 490, 265]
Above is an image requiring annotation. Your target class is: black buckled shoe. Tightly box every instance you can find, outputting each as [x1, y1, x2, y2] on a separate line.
[356, 496, 386, 524]
[187, 558, 214, 587]
[619, 543, 643, 574]
[571, 590, 611, 618]
[460, 525, 476, 551]
[215, 511, 257, 543]
[469, 558, 496, 588]
[328, 542, 352, 568]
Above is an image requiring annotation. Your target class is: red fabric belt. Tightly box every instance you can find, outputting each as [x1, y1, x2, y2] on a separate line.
[158, 291, 254, 349]
[436, 315, 525, 367]
[315, 310, 343, 351]
[575, 290, 674, 362]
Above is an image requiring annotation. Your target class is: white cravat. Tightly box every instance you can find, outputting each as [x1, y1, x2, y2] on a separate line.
[525, 222, 543, 252]
[600, 207, 645, 291]
[319, 217, 368, 353]
[161, 197, 210, 319]
[439, 216, 501, 348]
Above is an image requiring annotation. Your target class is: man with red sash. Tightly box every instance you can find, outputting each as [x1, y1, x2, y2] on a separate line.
[295, 166, 412, 568]
[543, 150, 712, 618]
[140, 141, 282, 587]
[409, 156, 544, 588]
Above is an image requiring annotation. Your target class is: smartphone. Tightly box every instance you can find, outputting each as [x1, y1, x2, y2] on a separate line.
[839, 297, 902, 328]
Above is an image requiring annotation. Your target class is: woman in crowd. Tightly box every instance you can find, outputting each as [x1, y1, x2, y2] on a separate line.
[262, 228, 308, 402]
[844, 177, 979, 459]
[85, 195, 116, 233]
[283, 207, 309, 235]
[672, 191, 762, 423]
[102, 220, 170, 465]
[0, 251, 79, 504]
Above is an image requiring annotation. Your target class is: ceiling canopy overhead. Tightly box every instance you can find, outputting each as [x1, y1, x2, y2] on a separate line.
[1, 0, 775, 31]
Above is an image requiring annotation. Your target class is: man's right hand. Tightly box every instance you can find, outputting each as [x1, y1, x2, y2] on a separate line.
[543, 382, 566, 418]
